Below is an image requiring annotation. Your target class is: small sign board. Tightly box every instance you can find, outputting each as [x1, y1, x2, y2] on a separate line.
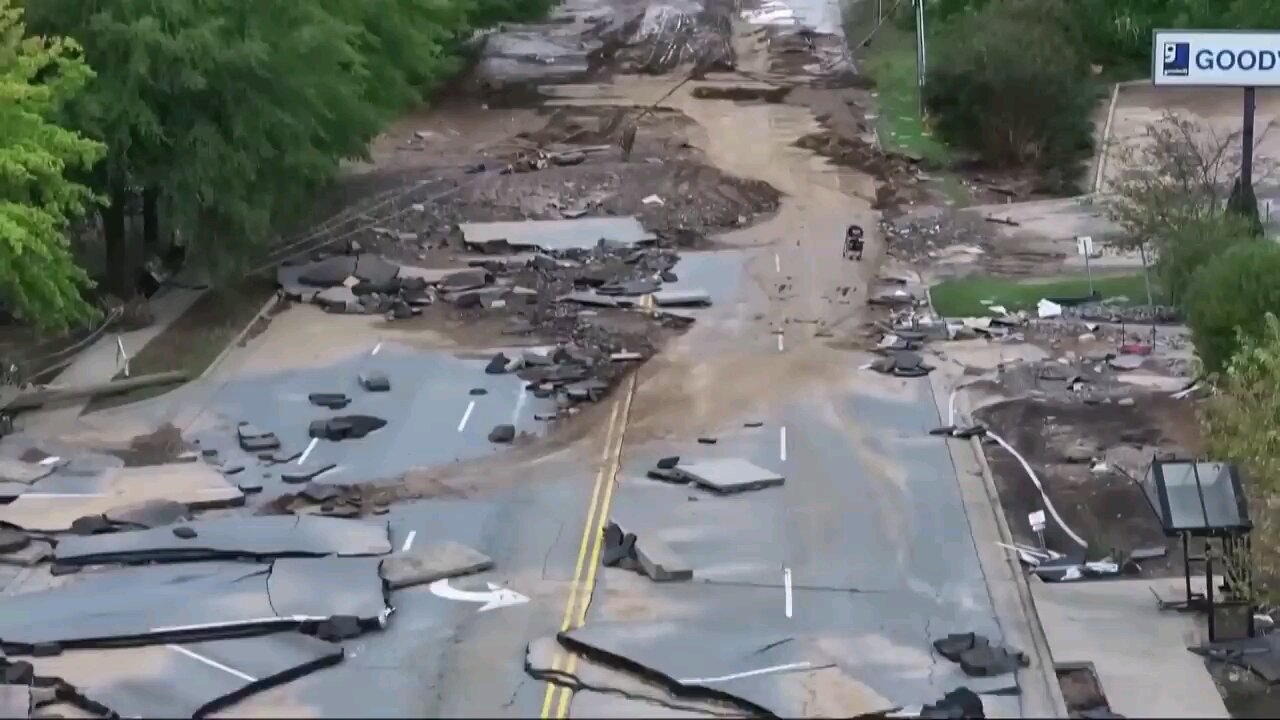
[1154, 30, 1280, 87]
[1076, 236, 1094, 257]
[1028, 510, 1047, 532]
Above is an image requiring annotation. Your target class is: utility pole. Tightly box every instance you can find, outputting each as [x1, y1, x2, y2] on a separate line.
[914, 0, 928, 119]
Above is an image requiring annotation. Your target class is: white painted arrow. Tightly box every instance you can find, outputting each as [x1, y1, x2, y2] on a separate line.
[428, 578, 529, 612]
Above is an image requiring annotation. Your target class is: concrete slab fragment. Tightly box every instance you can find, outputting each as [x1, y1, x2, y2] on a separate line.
[675, 458, 784, 494]
[267, 557, 387, 621]
[0, 463, 243, 532]
[104, 499, 191, 528]
[30, 634, 343, 718]
[459, 217, 655, 253]
[54, 515, 391, 565]
[379, 541, 494, 590]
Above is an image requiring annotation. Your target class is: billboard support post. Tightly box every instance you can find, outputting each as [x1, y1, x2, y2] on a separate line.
[1244, 86, 1256, 197]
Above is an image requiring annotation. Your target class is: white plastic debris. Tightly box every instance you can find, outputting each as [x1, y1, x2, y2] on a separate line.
[989, 305, 1009, 316]
[1036, 298, 1063, 319]
[642, 194, 665, 206]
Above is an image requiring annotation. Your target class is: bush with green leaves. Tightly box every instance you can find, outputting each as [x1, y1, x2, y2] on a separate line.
[1154, 212, 1258, 307]
[922, 0, 1095, 177]
[1201, 312, 1280, 604]
[1186, 242, 1280, 374]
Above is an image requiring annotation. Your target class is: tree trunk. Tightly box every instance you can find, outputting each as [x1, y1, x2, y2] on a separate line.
[142, 188, 160, 254]
[102, 186, 133, 300]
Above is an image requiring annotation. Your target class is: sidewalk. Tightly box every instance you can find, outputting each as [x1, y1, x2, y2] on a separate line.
[19, 287, 204, 432]
[930, 355, 1229, 719]
[1032, 576, 1230, 718]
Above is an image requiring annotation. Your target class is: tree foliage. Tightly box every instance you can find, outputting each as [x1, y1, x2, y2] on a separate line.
[924, 0, 1280, 69]
[1201, 313, 1280, 603]
[923, 0, 1095, 177]
[0, 0, 103, 330]
[16, 0, 553, 297]
[1185, 242, 1280, 374]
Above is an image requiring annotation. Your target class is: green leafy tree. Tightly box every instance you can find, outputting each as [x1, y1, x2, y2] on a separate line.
[1186, 242, 1280, 373]
[923, 0, 1095, 180]
[1201, 313, 1280, 603]
[0, 0, 103, 330]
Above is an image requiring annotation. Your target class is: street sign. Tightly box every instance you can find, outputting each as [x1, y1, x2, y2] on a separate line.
[1028, 510, 1046, 532]
[1154, 30, 1280, 87]
[1075, 236, 1094, 257]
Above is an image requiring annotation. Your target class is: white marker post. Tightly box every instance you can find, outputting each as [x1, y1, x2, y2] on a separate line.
[1076, 235, 1095, 298]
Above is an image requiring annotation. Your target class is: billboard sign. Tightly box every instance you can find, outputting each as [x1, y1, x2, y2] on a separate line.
[1154, 30, 1280, 87]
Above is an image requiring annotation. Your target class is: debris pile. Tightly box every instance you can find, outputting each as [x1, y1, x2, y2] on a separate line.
[932, 632, 1029, 678]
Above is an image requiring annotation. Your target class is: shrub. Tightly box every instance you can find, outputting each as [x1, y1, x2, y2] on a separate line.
[922, 0, 1095, 176]
[1154, 212, 1258, 307]
[1186, 242, 1280, 373]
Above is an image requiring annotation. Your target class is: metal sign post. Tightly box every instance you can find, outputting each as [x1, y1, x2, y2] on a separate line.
[914, 0, 927, 119]
[1076, 236, 1095, 297]
[1153, 30, 1280, 233]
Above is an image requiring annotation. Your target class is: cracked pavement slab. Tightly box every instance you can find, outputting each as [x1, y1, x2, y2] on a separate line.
[53, 515, 392, 566]
[539, 622, 897, 718]
[0, 558, 388, 652]
[30, 633, 343, 718]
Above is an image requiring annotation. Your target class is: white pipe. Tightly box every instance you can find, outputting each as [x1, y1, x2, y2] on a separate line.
[986, 430, 1089, 549]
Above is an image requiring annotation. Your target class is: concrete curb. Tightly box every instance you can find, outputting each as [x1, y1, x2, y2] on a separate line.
[956, 385, 1070, 719]
[1092, 81, 1124, 195]
[196, 291, 285, 382]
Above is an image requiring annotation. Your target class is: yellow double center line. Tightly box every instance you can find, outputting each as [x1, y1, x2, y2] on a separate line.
[539, 295, 651, 719]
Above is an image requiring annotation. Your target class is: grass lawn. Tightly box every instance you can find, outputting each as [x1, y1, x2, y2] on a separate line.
[862, 25, 949, 167]
[930, 272, 1161, 317]
[83, 278, 278, 413]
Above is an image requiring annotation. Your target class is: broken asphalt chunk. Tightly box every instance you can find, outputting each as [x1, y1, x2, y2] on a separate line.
[104, 499, 191, 529]
[677, 458, 784, 493]
[236, 423, 280, 452]
[172, 526, 197, 540]
[379, 541, 494, 590]
[469, 387, 488, 396]
[53, 515, 392, 566]
[299, 482, 341, 504]
[0, 528, 29, 554]
[656, 456, 679, 470]
[933, 632, 989, 662]
[309, 392, 351, 410]
[921, 687, 985, 718]
[485, 352, 510, 374]
[299, 256, 357, 286]
[315, 615, 363, 642]
[488, 424, 516, 444]
[308, 415, 386, 441]
[281, 463, 337, 484]
[958, 645, 1028, 677]
[359, 371, 391, 392]
[646, 467, 686, 483]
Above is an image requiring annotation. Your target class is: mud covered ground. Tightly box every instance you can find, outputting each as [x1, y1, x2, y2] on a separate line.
[975, 394, 1202, 576]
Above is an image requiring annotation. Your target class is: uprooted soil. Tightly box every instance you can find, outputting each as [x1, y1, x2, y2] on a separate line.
[293, 106, 781, 265]
[975, 394, 1202, 575]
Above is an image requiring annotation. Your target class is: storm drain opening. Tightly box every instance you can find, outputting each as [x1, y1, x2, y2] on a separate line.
[1056, 663, 1123, 719]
